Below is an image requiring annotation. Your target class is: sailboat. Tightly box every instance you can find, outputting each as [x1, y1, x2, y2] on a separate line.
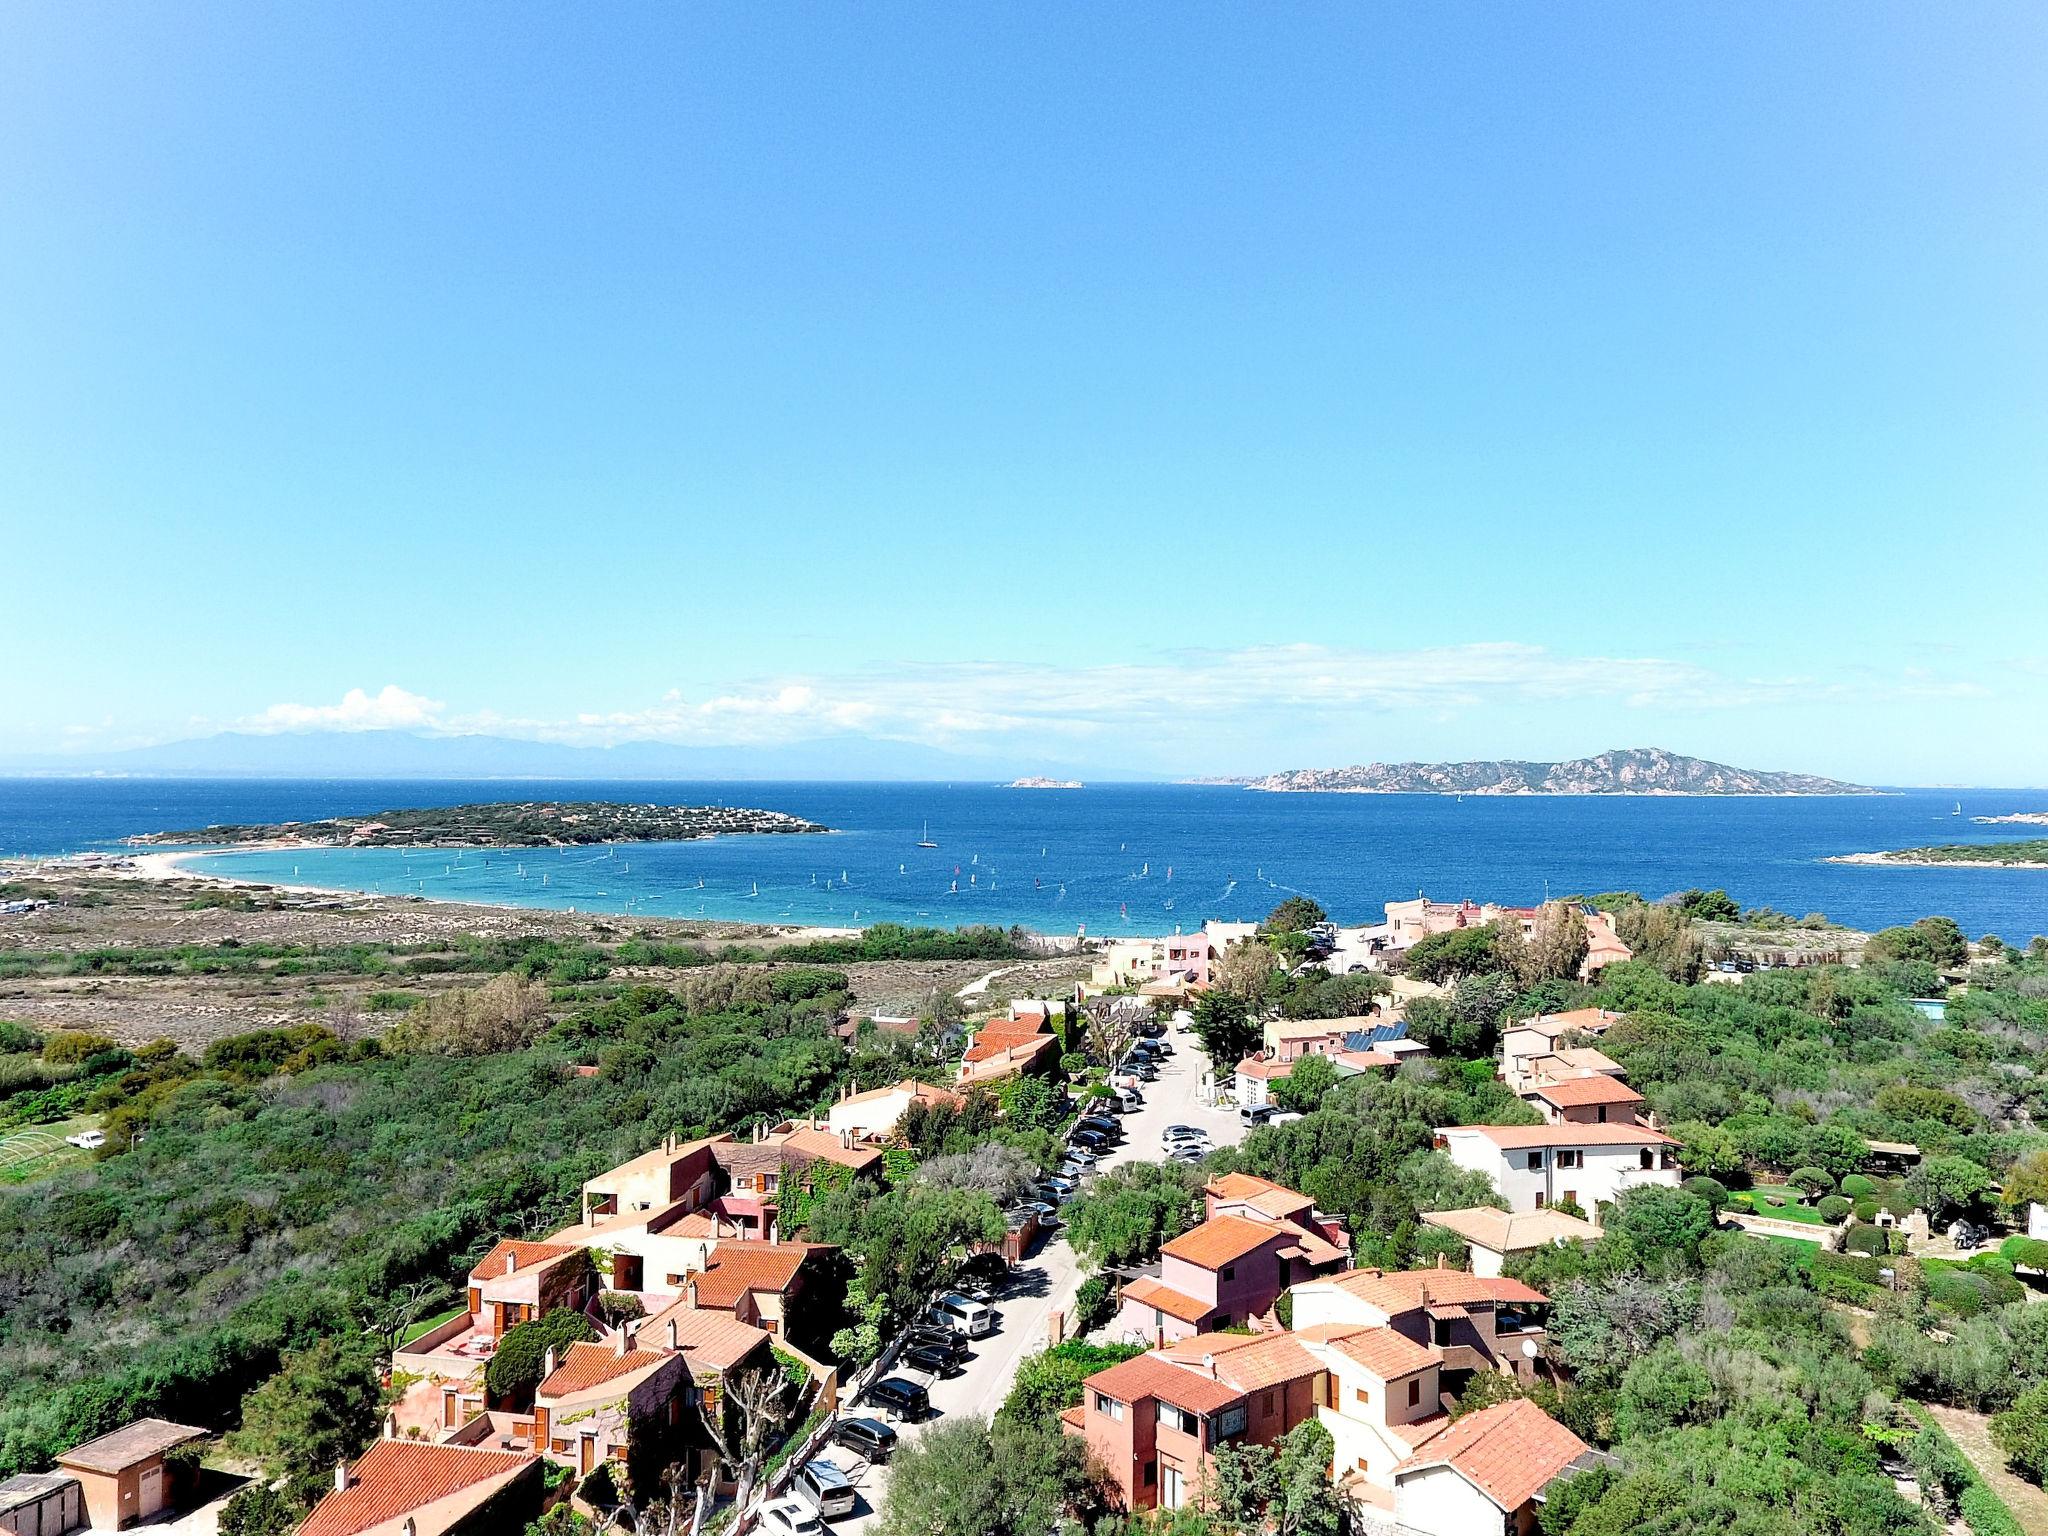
[916, 821, 939, 849]
[1953, 802, 1962, 816]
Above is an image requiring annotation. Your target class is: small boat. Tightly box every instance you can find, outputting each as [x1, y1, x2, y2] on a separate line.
[1953, 802, 1962, 816]
[916, 821, 938, 849]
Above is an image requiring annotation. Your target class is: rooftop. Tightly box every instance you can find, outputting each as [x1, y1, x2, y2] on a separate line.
[538, 1340, 670, 1398]
[1119, 1275, 1214, 1324]
[1085, 1352, 1244, 1416]
[56, 1419, 205, 1474]
[1419, 1206, 1601, 1253]
[1526, 1076, 1644, 1109]
[1162, 1213, 1301, 1269]
[686, 1240, 816, 1308]
[1157, 1330, 1322, 1392]
[1297, 1323, 1441, 1379]
[1397, 1397, 1589, 1511]
[1205, 1172, 1314, 1220]
[468, 1239, 582, 1284]
[639, 1303, 772, 1371]
[300, 1440, 537, 1536]
[1514, 1008, 1622, 1039]
[1318, 1264, 1548, 1312]
[1438, 1122, 1676, 1149]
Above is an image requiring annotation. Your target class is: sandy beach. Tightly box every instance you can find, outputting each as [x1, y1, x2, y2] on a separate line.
[1827, 851, 2048, 870]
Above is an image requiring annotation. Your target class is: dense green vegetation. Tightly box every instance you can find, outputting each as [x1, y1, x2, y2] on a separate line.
[135, 799, 826, 846]
[1862, 841, 2048, 866]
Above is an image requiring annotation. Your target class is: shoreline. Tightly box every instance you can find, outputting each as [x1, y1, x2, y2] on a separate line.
[1826, 851, 2048, 871]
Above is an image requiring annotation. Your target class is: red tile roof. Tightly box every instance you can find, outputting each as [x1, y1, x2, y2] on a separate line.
[1324, 1266, 1548, 1311]
[1157, 1331, 1322, 1392]
[1399, 1398, 1589, 1511]
[1161, 1214, 1296, 1269]
[299, 1441, 537, 1536]
[538, 1340, 671, 1398]
[1205, 1173, 1312, 1217]
[1084, 1353, 1244, 1416]
[1234, 1056, 1293, 1080]
[468, 1239, 580, 1284]
[1440, 1122, 1675, 1149]
[1119, 1275, 1214, 1324]
[639, 1304, 772, 1372]
[1528, 1076, 1643, 1108]
[1297, 1323, 1440, 1379]
[687, 1241, 814, 1309]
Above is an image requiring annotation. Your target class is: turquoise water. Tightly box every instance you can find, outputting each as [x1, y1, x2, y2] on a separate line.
[5, 778, 2038, 938]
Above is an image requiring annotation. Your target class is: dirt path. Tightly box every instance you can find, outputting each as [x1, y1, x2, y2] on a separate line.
[1924, 1402, 2048, 1532]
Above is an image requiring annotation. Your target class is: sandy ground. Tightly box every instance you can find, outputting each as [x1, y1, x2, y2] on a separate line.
[1923, 1402, 2048, 1533]
[1827, 852, 2048, 870]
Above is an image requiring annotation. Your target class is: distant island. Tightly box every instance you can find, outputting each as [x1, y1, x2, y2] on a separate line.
[1241, 747, 1875, 797]
[1007, 777, 1083, 789]
[127, 800, 829, 848]
[1974, 812, 2048, 826]
[1831, 840, 2048, 869]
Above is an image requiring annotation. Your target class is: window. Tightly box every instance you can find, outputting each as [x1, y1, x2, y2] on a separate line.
[1262, 1391, 1275, 1418]
[1432, 1317, 1452, 1346]
[1212, 1405, 1247, 1441]
[1525, 1151, 1544, 1171]
[1143, 1464, 1156, 1486]
[1095, 1394, 1124, 1422]
[1220, 1265, 1235, 1282]
[1160, 1465, 1185, 1509]
[1407, 1379, 1421, 1407]
[1564, 1189, 1578, 1207]
[1354, 1386, 1370, 1406]
[1639, 1148, 1654, 1169]
[1535, 1191, 1547, 1208]
[1158, 1403, 1194, 1434]
[1557, 1150, 1582, 1169]
[1596, 1107, 1607, 1123]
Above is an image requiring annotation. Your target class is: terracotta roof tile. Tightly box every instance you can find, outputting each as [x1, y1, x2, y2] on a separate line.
[1119, 1275, 1214, 1324]
[468, 1239, 580, 1285]
[538, 1341, 671, 1398]
[686, 1241, 814, 1309]
[1324, 1266, 1549, 1310]
[1419, 1207, 1599, 1253]
[1297, 1324, 1439, 1378]
[57, 1419, 204, 1473]
[1161, 1214, 1296, 1269]
[1398, 1398, 1588, 1510]
[1205, 1174, 1314, 1220]
[1084, 1353, 1243, 1416]
[1528, 1077, 1643, 1108]
[299, 1441, 537, 1536]
[1157, 1332, 1321, 1392]
[639, 1304, 772, 1372]
[1439, 1122, 1675, 1149]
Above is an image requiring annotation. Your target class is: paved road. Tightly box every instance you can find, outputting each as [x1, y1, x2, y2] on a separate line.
[833, 1024, 1243, 1531]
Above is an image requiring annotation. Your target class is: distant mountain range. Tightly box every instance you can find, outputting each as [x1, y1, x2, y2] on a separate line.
[1240, 747, 1876, 796]
[0, 729, 1040, 782]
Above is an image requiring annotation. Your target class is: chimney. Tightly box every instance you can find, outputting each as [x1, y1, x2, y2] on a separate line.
[544, 1346, 558, 1377]
[667, 1318, 679, 1350]
[687, 1279, 699, 1310]
[403, 1522, 417, 1536]
[504, 1252, 517, 1276]
[841, 1129, 853, 1150]
[768, 1219, 779, 1245]
[334, 1463, 351, 1494]
[383, 1413, 397, 1440]
[1202, 1353, 1217, 1379]
[1436, 1253, 1448, 1270]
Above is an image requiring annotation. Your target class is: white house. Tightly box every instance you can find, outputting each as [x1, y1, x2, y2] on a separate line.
[1391, 1398, 1596, 1536]
[1500, 1009, 1623, 1092]
[824, 1078, 964, 1140]
[1434, 1123, 1682, 1215]
[1418, 1206, 1603, 1279]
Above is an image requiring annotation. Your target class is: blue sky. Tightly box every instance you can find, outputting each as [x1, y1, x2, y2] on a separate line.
[3, 6, 2045, 783]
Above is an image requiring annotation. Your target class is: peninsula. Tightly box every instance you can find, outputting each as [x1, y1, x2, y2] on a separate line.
[1974, 812, 2048, 826]
[1830, 840, 2048, 869]
[126, 799, 828, 849]
[1243, 746, 1874, 797]
[1007, 777, 1083, 789]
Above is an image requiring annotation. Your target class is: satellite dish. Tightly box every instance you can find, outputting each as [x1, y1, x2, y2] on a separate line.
[1522, 1339, 1540, 1359]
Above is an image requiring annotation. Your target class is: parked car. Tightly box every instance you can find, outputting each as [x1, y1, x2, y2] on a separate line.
[1167, 1145, 1207, 1164]
[1268, 1110, 1305, 1126]
[1042, 1175, 1080, 1199]
[901, 1340, 964, 1376]
[1077, 1114, 1121, 1136]
[757, 1497, 827, 1536]
[832, 1416, 899, 1462]
[1240, 1103, 1280, 1126]
[867, 1376, 932, 1422]
[902, 1325, 969, 1362]
[790, 1459, 858, 1520]
[1116, 1090, 1144, 1112]
[1069, 1129, 1110, 1153]
[928, 1293, 998, 1337]
[1152, 1038, 1175, 1055]
[64, 1130, 106, 1150]
[1018, 1199, 1060, 1224]
[1163, 1124, 1207, 1141]
[958, 1251, 1012, 1292]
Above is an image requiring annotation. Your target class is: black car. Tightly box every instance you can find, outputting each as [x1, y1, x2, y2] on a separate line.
[867, 1376, 931, 1422]
[1077, 1115, 1121, 1136]
[902, 1324, 970, 1361]
[901, 1340, 964, 1376]
[832, 1416, 899, 1462]
[1069, 1128, 1110, 1152]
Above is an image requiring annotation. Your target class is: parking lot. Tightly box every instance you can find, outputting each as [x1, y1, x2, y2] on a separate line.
[830, 1021, 1243, 1531]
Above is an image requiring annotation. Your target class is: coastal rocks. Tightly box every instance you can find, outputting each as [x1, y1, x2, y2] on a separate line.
[1243, 747, 1874, 796]
[127, 800, 829, 848]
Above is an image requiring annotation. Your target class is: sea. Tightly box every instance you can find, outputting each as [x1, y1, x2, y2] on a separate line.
[2, 778, 2045, 941]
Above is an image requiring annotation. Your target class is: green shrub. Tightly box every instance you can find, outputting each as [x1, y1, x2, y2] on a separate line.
[1074, 1274, 1115, 1333]
[1681, 1176, 1729, 1212]
[1853, 1199, 1881, 1223]
[0, 1021, 42, 1055]
[2000, 1237, 2048, 1271]
[43, 1030, 117, 1064]
[1844, 1223, 1887, 1257]
[1817, 1195, 1852, 1224]
[1839, 1173, 1878, 1199]
[1789, 1166, 1835, 1197]
[1960, 1482, 2027, 1536]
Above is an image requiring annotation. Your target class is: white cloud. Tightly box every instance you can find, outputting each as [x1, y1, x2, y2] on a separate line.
[246, 685, 447, 734]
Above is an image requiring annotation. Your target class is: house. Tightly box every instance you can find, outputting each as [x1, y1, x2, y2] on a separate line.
[957, 1017, 1062, 1086]
[582, 1126, 881, 1245]
[298, 1438, 542, 1536]
[1265, 1017, 1375, 1062]
[1067, 1332, 1323, 1511]
[1112, 1204, 1348, 1344]
[1233, 1054, 1293, 1109]
[1418, 1207, 1602, 1279]
[546, 1201, 734, 1298]
[1500, 1010, 1624, 1092]
[825, 1078, 964, 1141]
[1391, 1397, 1596, 1536]
[466, 1240, 595, 1340]
[531, 1329, 691, 1484]
[1579, 910, 1633, 978]
[1286, 1263, 1550, 1391]
[1204, 1173, 1347, 1241]
[1435, 1123, 1682, 1216]
[54, 1419, 205, 1531]
[1519, 1075, 1645, 1127]
[580, 1134, 723, 1226]
[2031, 1202, 2048, 1242]
[672, 1239, 823, 1345]
[0, 1472, 84, 1536]
[1293, 1322, 1450, 1496]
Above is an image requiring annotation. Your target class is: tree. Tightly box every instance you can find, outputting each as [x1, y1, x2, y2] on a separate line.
[1677, 889, 1740, 922]
[1000, 1340, 1143, 1428]
[1403, 925, 1502, 983]
[1264, 897, 1328, 936]
[1992, 1381, 2048, 1485]
[1905, 1155, 1990, 1221]
[1215, 939, 1280, 1004]
[875, 1415, 1100, 1536]
[2003, 1148, 2048, 1213]
[805, 1181, 1006, 1332]
[1064, 1161, 1203, 1270]
[1866, 916, 1968, 969]
[484, 1307, 597, 1399]
[1614, 1346, 1716, 1437]
[229, 1335, 384, 1504]
[1613, 904, 1706, 984]
[1503, 902, 1589, 987]
[1191, 991, 1261, 1069]
[1273, 1054, 1337, 1113]
[699, 1361, 795, 1512]
[1607, 1187, 1714, 1268]
[217, 1484, 299, 1536]
[387, 973, 549, 1055]
[1669, 1121, 1740, 1178]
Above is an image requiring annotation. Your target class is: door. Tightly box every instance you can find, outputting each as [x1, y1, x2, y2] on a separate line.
[1159, 1463, 1184, 1510]
[140, 1463, 166, 1519]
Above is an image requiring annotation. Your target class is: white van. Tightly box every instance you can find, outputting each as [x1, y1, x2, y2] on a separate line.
[790, 1458, 857, 1520]
[927, 1293, 996, 1337]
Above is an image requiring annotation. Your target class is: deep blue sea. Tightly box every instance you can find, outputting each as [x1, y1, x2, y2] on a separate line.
[3, 779, 2046, 941]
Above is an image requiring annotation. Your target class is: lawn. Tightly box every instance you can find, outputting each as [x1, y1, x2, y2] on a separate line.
[1758, 1233, 1822, 1266]
[1738, 1186, 1830, 1225]
[398, 1306, 465, 1346]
